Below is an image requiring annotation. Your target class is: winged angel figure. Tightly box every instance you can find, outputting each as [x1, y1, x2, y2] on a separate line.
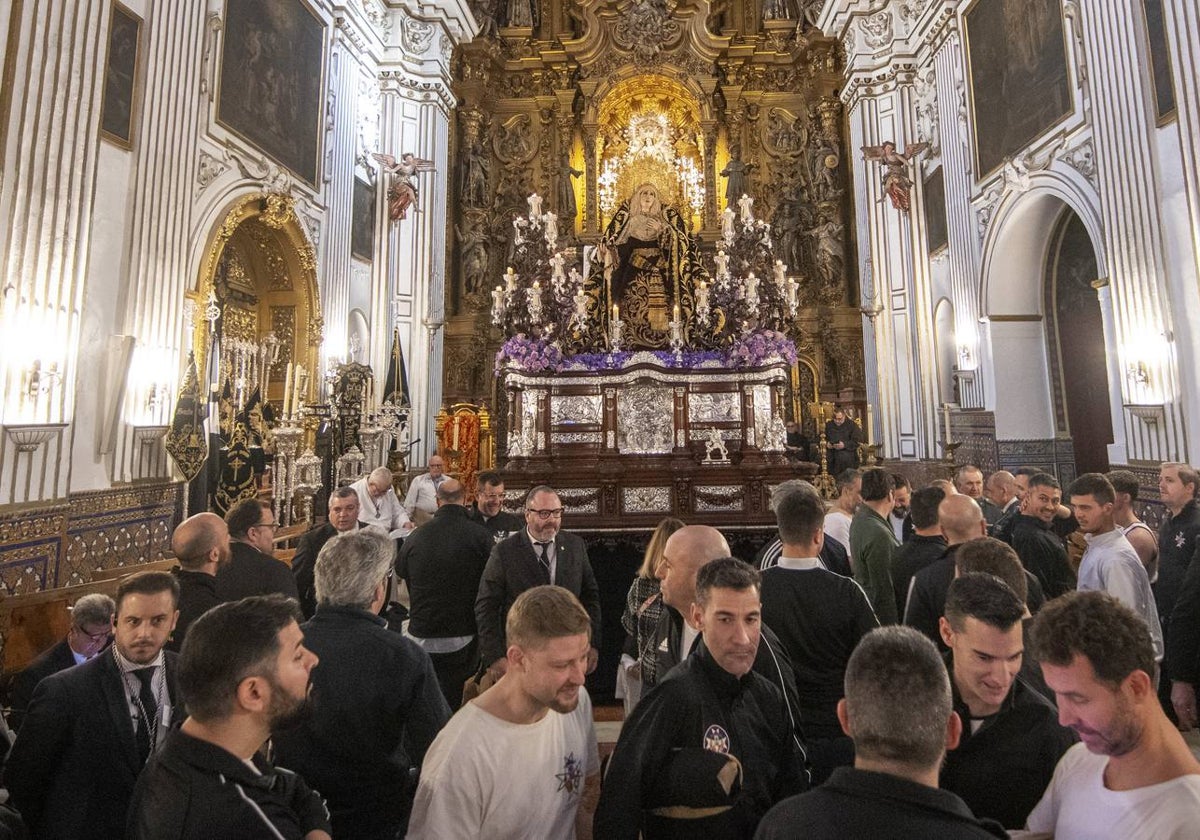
[861, 141, 929, 212]
[372, 152, 436, 221]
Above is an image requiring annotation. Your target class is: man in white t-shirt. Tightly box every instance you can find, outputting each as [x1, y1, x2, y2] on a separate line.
[407, 585, 600, 839]
[1068, 473, 1163, 662]
[1025, 591, 1200, 839]
[823, 468, 861, 562]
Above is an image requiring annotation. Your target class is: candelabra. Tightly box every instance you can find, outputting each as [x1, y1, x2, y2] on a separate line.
[609, 312, 624, 353]
[668, 311, 684, 362]
[292, 448, 324, 525]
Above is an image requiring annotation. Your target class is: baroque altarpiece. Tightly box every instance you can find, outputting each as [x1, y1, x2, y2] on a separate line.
[442, 0, 866, 521]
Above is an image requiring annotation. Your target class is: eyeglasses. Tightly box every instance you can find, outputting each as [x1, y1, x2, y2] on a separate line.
[253, 521, 279, 531]
[526, 507, 564, 521]
[73, 625, 113, 643]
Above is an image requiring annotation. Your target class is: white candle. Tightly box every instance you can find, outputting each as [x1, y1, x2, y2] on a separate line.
[673, 303, 680, 323]
[613, 304, 619, 322]
[283, 361, 293, 417]
[452, 416, 460, 450]
[943, 403, 952, 445]
[866, 403, 873, 443]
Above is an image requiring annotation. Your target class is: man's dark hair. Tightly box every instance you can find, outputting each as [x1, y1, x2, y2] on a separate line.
[226, 498, 271, 540]
[695, 557, 760, 607]
[1029, 590, 1156, 686]
[955, 537, 1029, 604]
[116, 571, 180, 612]
[178, 595, 303, 723]
[860, 468, 895, 502]
[1069, 473, 1115, 506]
[891, 473, 911, 491]
[835, 468, 861, 495]
[844, 626, 951, 770]
[1028, 472, 1061, 492]
[1107, 469, 1140, 501]
[476, 471, 503, 489]
[1013, 467, 1040, 480]
[944, 572, 1024, 632]
[776, 491, 826, 546]
[330, 485, 358, 502]
[909, 486, 946, 529]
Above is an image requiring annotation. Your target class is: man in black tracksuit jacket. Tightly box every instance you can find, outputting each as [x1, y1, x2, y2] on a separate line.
[595, 560, 807, 839]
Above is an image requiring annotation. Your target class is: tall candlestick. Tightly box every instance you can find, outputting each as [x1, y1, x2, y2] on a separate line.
[943, 403, 952, 445]
[283, 361, 293, 418]
[866, 403, 873, 443]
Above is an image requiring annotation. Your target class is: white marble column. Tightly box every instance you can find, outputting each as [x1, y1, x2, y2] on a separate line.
[1077, 0, 1187, 462]
[0, 0, 108, 503]
[110, 1, 207, 482]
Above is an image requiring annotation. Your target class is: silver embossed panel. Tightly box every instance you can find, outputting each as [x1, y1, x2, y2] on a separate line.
[623, 486, 672, 514]
[558, 488, 600, 514]
[551, 432, 601, 444]
[617, 385, 674, 454]
[551, 395, 602, 426]
[688, 392, 741, 423]
[694, 484, 745, 512]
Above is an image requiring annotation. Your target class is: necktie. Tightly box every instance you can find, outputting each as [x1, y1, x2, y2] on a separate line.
[133, 667, 159, 763]
[535, 542, 552, 580]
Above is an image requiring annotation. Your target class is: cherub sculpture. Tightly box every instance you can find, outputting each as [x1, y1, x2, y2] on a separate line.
[860, 141, 929, 212]
[372, 152, 436, 221]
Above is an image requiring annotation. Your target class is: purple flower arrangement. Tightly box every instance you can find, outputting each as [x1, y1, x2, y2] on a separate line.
[728, 330, 799, 368]
[497, 332, 796, 373]
[494, 334, 564, 373]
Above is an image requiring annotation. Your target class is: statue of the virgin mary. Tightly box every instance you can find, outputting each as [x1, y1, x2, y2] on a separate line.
[585, 183, 706, 349]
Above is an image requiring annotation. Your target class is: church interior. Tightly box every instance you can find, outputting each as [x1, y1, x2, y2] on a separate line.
[2, 0, 1200, 833]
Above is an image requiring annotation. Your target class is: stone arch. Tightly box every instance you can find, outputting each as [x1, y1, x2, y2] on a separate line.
[188, 192, 324, 408]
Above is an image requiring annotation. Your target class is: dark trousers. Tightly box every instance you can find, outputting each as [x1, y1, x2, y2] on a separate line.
[429, 638, 480, 711]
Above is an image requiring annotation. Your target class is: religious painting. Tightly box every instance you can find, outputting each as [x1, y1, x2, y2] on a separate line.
[965, 0, 1073, 178]
[216, 0, 325, 186]
[923, 167, 949, 255]
[99, 3, 142, 148]
[1140, 0, 1177, 123]
[351, 178, 376, 262]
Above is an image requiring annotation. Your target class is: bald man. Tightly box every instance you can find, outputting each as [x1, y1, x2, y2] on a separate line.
[167, 512, 232, 652]
[647, 525, 801, 729]
[351, 467, 413, 537]
[903, 494, 988, 650]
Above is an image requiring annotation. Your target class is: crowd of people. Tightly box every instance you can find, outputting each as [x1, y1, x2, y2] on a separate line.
[2, 457, 1200, 839]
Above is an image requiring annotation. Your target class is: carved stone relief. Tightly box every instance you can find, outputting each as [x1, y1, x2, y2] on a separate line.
[859, 10, 892, 49]
[614, 0, 682, 66]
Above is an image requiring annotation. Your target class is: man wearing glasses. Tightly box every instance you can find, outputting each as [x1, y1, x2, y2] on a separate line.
[7, 593, 115, 732]
[476, 485, 602, 681]
[467, 471, 524, 540]
[218, 498, 299, 603]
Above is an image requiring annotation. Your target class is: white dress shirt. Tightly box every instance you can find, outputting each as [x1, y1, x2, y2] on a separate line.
[404, 473, 443, 517]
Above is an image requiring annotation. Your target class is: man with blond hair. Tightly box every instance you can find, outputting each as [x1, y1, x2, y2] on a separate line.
[409, 586, 600, 839]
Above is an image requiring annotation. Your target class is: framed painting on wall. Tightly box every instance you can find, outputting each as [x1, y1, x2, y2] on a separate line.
[351, 178, 376, 262]
[99, 3, 142, 148]
[924, 167, 949, 255]
[965, 0, 1073, 179]
[1140, 0, 1177, 124]
[216, 0, 325, 186]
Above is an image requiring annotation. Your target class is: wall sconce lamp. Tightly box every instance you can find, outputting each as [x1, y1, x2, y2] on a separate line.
[24, 359, 62, 400]
[1126, 360, 1152, 388]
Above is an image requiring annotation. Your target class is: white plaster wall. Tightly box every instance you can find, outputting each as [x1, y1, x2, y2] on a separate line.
[990, 321, 1056, 440]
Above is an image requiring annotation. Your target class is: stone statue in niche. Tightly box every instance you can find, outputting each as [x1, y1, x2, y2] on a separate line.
[469, 0, 499, 37]
[707, 0, 730, 32]
[462, 138, 490, 208]
[861, 141, 929, 212]
[809, 136, 841, 201]
[372, 152, 436, 221]
[456, 217, 491, 299]
[805, 211, 845, 292]
[721, 144, 754, 205]
[557, 154, 582, 222]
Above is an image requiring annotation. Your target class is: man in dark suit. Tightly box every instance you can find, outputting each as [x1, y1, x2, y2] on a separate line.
[292, 486, 371, 618]
[217, 497, 298, 602]
[475, 485, 602, 679]
[8, 592, 114, 732]
[167, 512, 231, 653]
[6, 571, 182, 840]
[397, 479, 494, 708]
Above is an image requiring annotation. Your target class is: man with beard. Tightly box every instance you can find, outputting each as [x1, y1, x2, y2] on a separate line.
[596, 559, 807, 838]
[126, 595, 331, 840]
[1026, 591, 1200, 839]
[466, 471, 524, 539]
[275, 530, 449, 839]
[408, 586, 600, 839]
[7, 572, 182, 840]
[1007, 473, 1077, 599]
[889, 474, 912, 543]
[167, 512, 232, 652]
[824, 407, 862, 476]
